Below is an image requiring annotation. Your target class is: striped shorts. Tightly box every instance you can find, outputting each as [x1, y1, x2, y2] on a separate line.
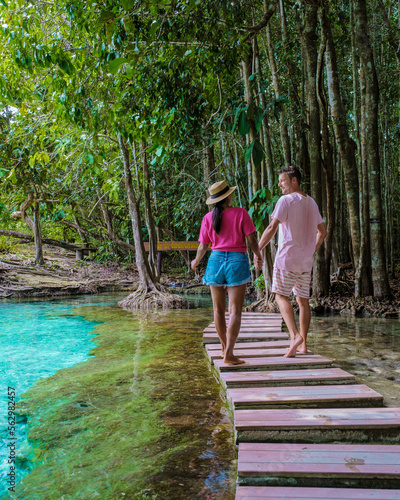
[272, 267, 311, 299]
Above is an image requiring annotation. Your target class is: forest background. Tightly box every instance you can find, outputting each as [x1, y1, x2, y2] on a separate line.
[0, 0, 399, 309]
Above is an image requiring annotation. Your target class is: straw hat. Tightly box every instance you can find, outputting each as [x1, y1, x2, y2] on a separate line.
[206, 180, 237, 205]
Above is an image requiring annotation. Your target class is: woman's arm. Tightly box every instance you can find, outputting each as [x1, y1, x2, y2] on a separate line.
[191, 242, 209, 271]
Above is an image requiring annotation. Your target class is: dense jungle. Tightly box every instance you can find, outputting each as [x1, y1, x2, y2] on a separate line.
[0, 0, 399, 313]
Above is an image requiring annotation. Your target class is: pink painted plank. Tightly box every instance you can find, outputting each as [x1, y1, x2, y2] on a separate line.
[214, 355, 331, 370]
[207, 347, 312, 359]
[240, 443, 400, 452]
[235, 486, 400, 499]
[234, 407, 400, 430]
[227, 384, 383, 408]
[206, 340, 291, 350]
[220, 368, 354, 387]
[238, 443, 400, 477]
[203, 327, 283, 333]
[203, 333, 289, 344]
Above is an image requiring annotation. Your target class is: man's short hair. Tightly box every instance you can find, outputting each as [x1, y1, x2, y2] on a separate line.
[278, 166, 302, 185]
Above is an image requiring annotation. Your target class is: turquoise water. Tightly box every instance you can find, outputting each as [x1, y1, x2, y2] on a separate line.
[1, 292, 398, 499]
[0, 298, 100, 495]
[0, 293, 238, 499]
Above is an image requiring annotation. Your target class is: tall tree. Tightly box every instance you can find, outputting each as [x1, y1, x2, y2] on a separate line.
[354, 0, 392, 298]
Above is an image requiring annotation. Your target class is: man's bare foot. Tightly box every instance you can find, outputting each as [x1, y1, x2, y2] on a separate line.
[284, 335, 303, 358]
[223, 355, 245, 365]
[297, 346, 311, 354]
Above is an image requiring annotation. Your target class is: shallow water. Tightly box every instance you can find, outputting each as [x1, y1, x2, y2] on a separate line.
[1, 294, 237, 499]
[307, 315, 400, 407]
[0, 294, 399, 499]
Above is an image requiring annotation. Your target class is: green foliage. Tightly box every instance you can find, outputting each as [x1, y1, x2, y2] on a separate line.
[0, 235, 17, 253]
[253, 272, 265, 292]
[248, 187, 280, 231]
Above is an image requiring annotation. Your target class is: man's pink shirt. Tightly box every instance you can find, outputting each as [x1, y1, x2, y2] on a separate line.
[199, 207, 256, 253]
[272, 192, 323, 273]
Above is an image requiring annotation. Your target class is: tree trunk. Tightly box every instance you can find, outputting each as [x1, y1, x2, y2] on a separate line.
[316, 25, 334, 282]
[33, 202, 44, 265]
[322, 4, 370, 296]
[118, 135, 157, 291]
[0, 229, 80, 252]
[10, 193, 44, 265]
[265, 23, 291, 166]
[354, 0, 392, 298]
[141, 140, 159, 279]
[302, 0, 328, 296]
[242, 47, 261, 196]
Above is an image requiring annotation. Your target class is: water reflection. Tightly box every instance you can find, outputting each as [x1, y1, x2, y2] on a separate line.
[307, 315, 400, 406]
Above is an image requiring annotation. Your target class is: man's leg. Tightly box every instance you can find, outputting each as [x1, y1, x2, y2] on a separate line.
[274, 293, 303, 358]
[296, 296, 311, 353]
[210, 286, 227, 356]
[224, 284, 247, 364]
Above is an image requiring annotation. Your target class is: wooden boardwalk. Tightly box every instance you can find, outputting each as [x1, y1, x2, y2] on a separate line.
[203, 312, 400, 498]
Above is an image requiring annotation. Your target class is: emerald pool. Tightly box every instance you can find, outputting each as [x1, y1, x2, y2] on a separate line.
[1, 294, 237, 499]
[1, 293, 399, 499]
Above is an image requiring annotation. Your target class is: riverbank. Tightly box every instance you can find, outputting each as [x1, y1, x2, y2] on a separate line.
[1, 243, 399, 318]
[0, 244, 139, 299]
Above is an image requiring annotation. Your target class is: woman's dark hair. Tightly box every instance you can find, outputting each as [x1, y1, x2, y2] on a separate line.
[212, 199, 226, 234]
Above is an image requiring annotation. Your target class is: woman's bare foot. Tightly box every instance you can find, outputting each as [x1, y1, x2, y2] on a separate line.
[221, 343, 226, 357]
[284, 335, 303, 358]
[223, 355, 245, 365]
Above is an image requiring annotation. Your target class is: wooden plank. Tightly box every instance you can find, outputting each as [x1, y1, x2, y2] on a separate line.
[206, 347, 313, 360]
[216, 319, 283, 324]
[226, 313, 282, 317]
[227, 384, 383, 409]
[213, 355, 331, 370]
[237, 443, 400, 478]
[220, 368, 354, 388]
[234, 407, 400, 430]
[143, 241, 202, 251]
[235, 486, 400, 499]
[203, 326, 283, 333]
[206, 340, 291, 350]
[203, 333, 289, 344]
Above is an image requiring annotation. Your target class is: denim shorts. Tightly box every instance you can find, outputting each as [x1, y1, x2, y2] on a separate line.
[203, 251, 252, 287]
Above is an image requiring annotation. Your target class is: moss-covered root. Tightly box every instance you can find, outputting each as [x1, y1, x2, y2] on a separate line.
[118, 287, 188, 310]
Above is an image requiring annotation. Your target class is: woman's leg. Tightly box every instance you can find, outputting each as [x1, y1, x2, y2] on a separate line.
[210, 286, 227, 356]
[224, 284, 247, 364]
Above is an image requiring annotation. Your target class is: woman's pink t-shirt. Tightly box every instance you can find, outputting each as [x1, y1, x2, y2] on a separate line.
[198, 207, 256, 253]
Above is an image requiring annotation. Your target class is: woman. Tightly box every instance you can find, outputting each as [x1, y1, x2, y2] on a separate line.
[191, 180, 263, 365]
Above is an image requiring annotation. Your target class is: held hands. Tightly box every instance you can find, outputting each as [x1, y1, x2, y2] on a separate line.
[253, 255, 264, 270]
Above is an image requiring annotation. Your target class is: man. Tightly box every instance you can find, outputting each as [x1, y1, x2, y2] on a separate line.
[254, 166, 327, 358]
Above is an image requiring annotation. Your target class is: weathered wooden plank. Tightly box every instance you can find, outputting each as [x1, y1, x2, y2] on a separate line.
[226, 313, 282, 317]
[213, 355, 331, 370]
[203, 327, 283, 333]
[214, 319, 283, 325]
[220, 368, 354, 388]
[206, 340, 291, 350]
[234, 407, 400, 430]
[227, 384, 383, 409]
[206, 347, 313, 360]
[235, 486, 400, 499]
[238, 443, 400, 479]
[203, 332, 289, 344]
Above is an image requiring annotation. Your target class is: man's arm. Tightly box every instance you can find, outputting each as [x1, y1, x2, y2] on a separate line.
[315, 222, 327, 254]
[191, 242, 209, 271]
[258, 218, 280, 251]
